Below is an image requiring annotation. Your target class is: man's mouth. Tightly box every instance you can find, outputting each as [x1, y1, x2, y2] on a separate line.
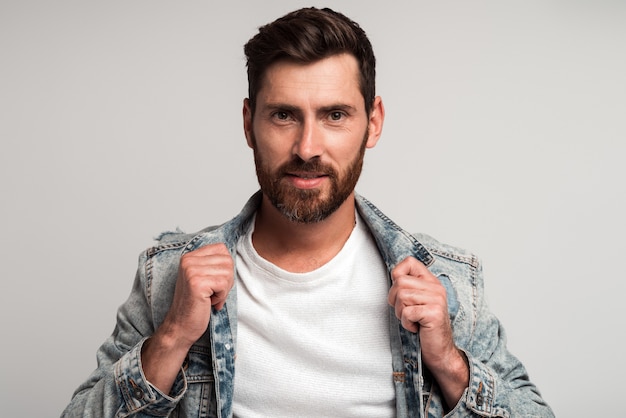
[289, 172, 326, 179]
[286, 172, 328, 189]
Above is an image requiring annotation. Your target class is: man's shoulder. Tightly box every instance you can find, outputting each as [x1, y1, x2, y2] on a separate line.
[144, 225, 221, 256]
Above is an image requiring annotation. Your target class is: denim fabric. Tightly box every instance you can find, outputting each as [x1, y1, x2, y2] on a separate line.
[62, 191, 554, 418]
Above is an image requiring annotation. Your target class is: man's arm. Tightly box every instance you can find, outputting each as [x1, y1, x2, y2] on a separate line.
[389, 257, 469, 409]
[141, 243, 234, 394]
[62, 243, 234, 417]
[389, 256, 554, 416]
[61, 255, 180, 418]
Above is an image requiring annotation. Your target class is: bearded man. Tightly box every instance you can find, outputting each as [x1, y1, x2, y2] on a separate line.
[62, 7, 553, 418]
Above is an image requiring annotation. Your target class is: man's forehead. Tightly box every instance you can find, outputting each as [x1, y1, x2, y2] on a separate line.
[257, 54, 363, 106]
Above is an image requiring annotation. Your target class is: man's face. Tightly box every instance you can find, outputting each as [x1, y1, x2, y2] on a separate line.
[244, 53, 382, 223]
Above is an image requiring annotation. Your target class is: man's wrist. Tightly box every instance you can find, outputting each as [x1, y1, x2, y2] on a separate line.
[141, 329, 190, 395]
[430, 348, 470, 410]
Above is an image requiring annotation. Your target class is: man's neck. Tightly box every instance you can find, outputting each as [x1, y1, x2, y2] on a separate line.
[251, 193, 357, 273]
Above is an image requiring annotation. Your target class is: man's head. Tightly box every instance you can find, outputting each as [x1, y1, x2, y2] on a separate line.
[244, 7, 376, 116]
[243, 8, 383, 224]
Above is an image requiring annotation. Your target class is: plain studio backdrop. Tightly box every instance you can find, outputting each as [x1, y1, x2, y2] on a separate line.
[1, 1, 624, 417]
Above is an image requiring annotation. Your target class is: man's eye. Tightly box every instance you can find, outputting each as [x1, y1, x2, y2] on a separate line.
[329, 111, 344, 121]
[274, 111, 290, 120]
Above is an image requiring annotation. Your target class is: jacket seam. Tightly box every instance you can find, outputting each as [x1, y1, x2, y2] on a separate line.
[145, 255, 154, 306]
[146, 241, 188, 257]
[470, 258, 478, 340]
[145, 241, 187, 311]
[428, 248, 479, 269]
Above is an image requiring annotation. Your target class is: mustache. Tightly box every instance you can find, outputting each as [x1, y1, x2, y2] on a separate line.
[278, 157, 337, 177]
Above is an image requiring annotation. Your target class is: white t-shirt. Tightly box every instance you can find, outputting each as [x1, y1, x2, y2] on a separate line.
[232, 214, 396, 418]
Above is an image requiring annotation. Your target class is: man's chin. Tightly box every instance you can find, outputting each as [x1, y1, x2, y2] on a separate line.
[277, 182, 324, 200]
[272, 196, 333, 224]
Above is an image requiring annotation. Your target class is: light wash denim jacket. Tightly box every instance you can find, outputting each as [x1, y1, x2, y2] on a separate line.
[62, 192, 553, 418]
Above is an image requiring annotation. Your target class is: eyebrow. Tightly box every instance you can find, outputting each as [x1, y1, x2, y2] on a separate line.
[264, 103, 300, 113]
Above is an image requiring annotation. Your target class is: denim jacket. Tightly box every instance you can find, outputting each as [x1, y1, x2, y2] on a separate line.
[62, 192, 553, 418]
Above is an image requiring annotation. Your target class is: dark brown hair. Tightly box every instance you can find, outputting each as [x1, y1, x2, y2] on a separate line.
[244, 7, 376, 114]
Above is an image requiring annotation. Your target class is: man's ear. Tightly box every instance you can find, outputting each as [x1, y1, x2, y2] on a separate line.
[243, 98, 254, 148]
[366, 96, 385, 149]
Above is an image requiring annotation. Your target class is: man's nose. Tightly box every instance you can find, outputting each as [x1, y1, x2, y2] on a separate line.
[293, 120, 324, 162]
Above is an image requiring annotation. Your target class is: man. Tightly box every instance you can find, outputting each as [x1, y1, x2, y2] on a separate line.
[63, 7, 553, 418]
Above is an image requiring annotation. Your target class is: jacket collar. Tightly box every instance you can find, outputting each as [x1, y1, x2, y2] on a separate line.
[355, 194, 434, 268]
[189, 190, 434, 269]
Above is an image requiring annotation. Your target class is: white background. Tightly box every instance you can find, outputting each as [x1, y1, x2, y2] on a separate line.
[1, 1, 624, 417]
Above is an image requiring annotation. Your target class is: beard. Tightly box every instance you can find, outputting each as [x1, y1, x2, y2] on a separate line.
[251, 132, 368, 224]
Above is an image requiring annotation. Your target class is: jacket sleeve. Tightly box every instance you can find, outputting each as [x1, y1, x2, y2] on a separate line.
[447, 262, 554, 418]
[61, 251, 187, 418]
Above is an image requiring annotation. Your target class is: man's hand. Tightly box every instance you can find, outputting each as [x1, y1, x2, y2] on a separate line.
[388, 256, 469, 409]
[164, 243, 235, 346]
[142, 243, 234, 394]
